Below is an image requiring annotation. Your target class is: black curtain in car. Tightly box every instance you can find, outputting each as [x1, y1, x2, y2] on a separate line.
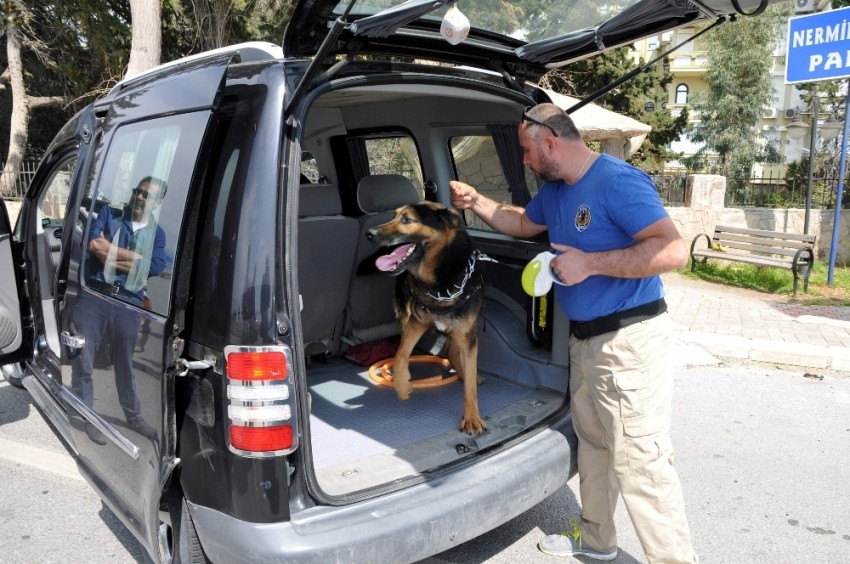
[347, 137, 371, 188]
[487, 123, 532, 206]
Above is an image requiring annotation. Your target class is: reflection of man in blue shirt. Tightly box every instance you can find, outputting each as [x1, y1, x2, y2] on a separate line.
[71, 177, 168, 444]
[86, 176, 168, 305]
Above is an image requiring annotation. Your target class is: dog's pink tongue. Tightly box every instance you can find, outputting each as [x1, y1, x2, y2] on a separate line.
[376, 243, 414, 271]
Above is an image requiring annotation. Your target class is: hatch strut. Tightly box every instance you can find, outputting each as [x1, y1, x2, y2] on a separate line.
[566, 15, 728, 115]
[284, 0, 357, 118]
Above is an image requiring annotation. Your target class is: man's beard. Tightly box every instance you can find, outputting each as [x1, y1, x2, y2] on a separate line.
[533, 152, 561, 183]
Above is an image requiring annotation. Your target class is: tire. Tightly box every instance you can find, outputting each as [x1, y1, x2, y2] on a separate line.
[1, 362, 26, 389]
[159, 490, 210, 564]
[176, 498, 210, 564]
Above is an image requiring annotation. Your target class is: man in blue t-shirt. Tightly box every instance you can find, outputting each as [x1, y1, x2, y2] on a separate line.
[451, 104, 696, 563]
[71, 176, 168, 444]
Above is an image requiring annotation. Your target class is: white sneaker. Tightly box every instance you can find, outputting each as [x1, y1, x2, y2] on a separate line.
[537, 532, 617, 561]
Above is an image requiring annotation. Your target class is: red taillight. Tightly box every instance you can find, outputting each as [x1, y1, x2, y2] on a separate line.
[226, 351, 288, 381]
[224, 345, 298, 457]
[230, 425, 293, 452]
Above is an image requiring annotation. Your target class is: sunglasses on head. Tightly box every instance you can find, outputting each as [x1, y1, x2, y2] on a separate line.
[522, 107, 559, 137]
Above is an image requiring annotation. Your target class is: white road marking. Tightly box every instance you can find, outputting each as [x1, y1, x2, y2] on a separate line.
[0, 436, 83, 482]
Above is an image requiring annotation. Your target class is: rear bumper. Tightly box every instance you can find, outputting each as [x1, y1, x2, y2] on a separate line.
[190, 418, 576, 564]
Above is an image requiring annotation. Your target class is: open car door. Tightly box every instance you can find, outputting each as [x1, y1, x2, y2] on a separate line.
[0, 199, 29, 365]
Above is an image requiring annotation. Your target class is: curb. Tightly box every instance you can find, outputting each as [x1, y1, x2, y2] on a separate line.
[677, 332, 849, 372]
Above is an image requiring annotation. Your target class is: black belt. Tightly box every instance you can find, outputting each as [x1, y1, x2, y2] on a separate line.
[89, 279, 140, 301]
[570, 298, 667, 340]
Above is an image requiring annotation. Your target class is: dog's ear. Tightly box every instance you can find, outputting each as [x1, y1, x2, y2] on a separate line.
[446, 207, 463, 229]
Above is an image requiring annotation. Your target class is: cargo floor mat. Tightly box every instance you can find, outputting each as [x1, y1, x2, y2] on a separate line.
[307, 359, 562, 495]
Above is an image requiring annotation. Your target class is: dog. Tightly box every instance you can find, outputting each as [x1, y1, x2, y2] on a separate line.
[366, 201, 486, 435]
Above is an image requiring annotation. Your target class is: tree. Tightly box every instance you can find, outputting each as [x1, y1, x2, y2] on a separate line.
[0, 0, 302, 180]
[1, 1, 69, 196]
[791, 80, 845, 183]
[540, 46, 689, 174]
[126, 0, 161, 77]
[162, 1, 297, 58]
[0, 1, 132, 185]
[684, 4, 792, 177]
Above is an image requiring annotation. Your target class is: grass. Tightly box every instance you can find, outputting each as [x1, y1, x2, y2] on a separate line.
[681, 259, 850, 306]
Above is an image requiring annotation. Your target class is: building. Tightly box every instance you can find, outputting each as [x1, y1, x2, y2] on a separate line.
[631, 0, 835, 175]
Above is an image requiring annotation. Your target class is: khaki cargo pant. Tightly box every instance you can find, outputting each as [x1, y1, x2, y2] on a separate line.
[569, 312, 698, 563]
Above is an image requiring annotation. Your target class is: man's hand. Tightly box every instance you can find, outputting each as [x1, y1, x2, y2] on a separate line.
[550, 243, 591, 286]
[87, 234, 143, 272]
[449, 180, 479, 210]
[87, 234, 111, 262]
[549, 217, 688, 284]
[450, 179, 546, 239]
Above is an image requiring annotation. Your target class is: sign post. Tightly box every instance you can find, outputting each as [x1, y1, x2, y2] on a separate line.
[786, 7, 850, 284]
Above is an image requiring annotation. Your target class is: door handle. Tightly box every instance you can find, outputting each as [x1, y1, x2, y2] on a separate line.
[60, 331, 85, 349]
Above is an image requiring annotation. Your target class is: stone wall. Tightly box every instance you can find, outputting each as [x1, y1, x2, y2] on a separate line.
[668, 174, 850, 263]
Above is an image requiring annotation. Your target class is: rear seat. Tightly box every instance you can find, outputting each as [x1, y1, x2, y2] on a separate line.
[344, 174, 421, 345]
[297, 182, 358, 356]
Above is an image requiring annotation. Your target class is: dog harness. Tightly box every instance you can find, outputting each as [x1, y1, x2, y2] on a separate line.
[411, 251, 495, 315]
[424, 250, 495, 303]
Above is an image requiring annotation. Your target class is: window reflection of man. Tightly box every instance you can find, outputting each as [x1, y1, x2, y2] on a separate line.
[70, 177, 168, 444]
[87, 177, 168, 302]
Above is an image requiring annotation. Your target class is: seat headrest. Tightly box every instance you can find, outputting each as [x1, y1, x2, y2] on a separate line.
[299, 183, 342, 217]
[356, 174, 420, 213]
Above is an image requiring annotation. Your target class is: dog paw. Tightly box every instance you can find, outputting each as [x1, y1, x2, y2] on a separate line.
[459, 416, 487, 435]
[395, 381, 413, 400]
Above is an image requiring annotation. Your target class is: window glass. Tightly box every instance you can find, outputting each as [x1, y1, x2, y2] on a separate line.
[38, 158, 76, 227]
[300, 152, 320, 183]
[81, 111, 210, 314]
[675, 84, 689, 105]
[365, 136, 424, 199]
[450, 135, 540, 232]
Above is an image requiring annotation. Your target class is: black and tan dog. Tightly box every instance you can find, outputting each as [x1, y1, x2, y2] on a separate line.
[366, 201, 486, 435]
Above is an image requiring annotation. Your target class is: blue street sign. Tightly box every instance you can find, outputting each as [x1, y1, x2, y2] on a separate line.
[786, 6, 850, 84]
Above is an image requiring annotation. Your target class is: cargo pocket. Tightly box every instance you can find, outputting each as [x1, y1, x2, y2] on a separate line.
[613, 371, 662, 434]
[613, 370, 667, 479]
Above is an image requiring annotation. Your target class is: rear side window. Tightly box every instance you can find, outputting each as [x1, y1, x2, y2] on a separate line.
[80, 112, 210, 315]
[450, 134, 540, 232]
[364, 135, 425, 199]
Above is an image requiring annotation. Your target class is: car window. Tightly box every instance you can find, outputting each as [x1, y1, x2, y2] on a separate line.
[37, 158, 76, 228]
[364, 135, 424, 199]
[80, 111, 210, 314]
[450, 134, 540, 232]
[300, 152, 320, 183]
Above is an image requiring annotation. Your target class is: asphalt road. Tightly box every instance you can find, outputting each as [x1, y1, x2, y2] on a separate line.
[2, 357, 849, 564]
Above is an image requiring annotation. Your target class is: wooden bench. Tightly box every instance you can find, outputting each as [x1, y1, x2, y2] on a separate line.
[690, 226, 816, 296]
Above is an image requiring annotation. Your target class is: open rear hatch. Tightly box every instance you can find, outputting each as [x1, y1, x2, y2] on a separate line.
[285, 0, 782, 499]
[284, 0, 778, 86]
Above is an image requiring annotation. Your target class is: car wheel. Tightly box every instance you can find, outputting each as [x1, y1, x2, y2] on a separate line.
[160, 491, 211, 564]
[177, 498, 210, 564]
[1, 362, 26, 389]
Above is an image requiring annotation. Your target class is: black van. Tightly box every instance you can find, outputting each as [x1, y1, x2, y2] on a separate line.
[0, 1, 777, 562]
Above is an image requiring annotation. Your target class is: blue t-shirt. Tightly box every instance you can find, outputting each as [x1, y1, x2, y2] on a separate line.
[525, 154, 668, 322]
[85, 206, 167, 302]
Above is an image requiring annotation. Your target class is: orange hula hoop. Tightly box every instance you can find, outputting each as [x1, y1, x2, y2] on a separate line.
[367, 355, 458, 388]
